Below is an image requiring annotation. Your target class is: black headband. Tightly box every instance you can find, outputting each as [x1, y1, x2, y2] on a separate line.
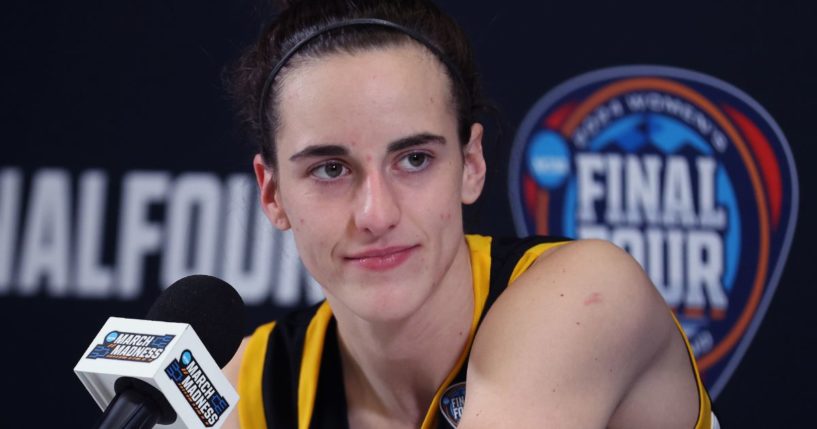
[257, 18, 467, 140]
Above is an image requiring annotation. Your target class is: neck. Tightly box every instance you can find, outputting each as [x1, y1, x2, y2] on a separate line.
[333, 238, 475, 426]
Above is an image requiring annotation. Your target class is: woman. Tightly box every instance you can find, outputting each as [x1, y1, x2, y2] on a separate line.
[223, 0, 715, 428]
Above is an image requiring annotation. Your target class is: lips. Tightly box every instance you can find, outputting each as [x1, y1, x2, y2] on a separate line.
[344, 245, 418, 271]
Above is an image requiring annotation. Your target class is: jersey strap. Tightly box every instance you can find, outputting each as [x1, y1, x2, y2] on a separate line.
[426, 234, 571, 428]
[240, 301, 347, 429]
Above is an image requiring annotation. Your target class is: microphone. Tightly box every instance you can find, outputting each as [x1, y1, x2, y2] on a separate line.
[75, 275, 245, 428]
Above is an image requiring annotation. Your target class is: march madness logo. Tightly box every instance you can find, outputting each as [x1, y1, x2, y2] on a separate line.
[165, 350, 230, 427]
[509, 66, 798, 398]
[86, 331, 174, 363]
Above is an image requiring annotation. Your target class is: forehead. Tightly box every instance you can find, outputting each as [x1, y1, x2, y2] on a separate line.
[275, 43, 457, 153]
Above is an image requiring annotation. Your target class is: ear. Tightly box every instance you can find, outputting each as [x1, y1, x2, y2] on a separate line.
[253, 154, 291, 230]
[461, 123, 487, 205]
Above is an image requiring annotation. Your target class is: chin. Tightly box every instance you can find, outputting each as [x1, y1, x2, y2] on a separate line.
[347, 282, 431, 324]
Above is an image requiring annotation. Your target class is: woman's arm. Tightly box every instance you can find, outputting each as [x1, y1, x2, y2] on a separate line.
[459, 239, 695, 428]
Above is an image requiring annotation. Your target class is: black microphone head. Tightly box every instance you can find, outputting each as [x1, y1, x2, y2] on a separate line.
[146, 274, 245, 368]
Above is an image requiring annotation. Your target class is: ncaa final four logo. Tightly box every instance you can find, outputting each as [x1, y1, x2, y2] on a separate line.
[509, 66, 798, 397]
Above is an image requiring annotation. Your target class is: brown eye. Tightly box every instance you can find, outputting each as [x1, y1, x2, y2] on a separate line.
[323, 162, 343, 177]
[311, 161, 350, 180]
[408, 153, 426, 167]
[398, 152, 432, 172]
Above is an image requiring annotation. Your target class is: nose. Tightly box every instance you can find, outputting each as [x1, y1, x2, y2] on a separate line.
[353, 170, 400, 236]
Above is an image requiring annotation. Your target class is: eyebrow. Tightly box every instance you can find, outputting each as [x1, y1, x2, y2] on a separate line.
[387, 133, 447, 152]
[288, 144, 348, 161]
[288, 132, 446, 162]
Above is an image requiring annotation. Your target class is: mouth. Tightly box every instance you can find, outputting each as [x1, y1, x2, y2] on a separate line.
[344, 245, 419, 271]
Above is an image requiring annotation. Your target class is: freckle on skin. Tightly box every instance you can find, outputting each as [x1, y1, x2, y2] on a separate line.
[575, 321, 580, 326]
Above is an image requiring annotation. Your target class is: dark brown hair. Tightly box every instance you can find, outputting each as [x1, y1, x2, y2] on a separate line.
[227, 0, 485, 168]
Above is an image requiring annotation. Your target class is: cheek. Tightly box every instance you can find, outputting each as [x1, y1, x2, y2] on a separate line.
[290, 217, 306, 235]
[280, 184, 320, 222]
[418, 167, 463, 221]
[425, 188, 461, 232]
[287, 200, 340, 247]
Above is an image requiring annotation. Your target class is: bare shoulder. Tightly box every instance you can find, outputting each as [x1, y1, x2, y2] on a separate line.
[459, 239, 680, 428]
[493, 239, 671, 332]
[220, 336, 250, 429]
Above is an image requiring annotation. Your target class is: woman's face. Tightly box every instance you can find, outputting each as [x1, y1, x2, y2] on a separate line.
[254, 43, 485, 322]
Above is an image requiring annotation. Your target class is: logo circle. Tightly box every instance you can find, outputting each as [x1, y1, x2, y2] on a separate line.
[105, 331, 119, 343]
[526, 131, 571, 188]
[181, 350, 193, 366]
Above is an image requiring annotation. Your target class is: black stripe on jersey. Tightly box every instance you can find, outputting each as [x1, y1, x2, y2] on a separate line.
[263, 302, 323, 428]
[310, 319, 349, 429]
